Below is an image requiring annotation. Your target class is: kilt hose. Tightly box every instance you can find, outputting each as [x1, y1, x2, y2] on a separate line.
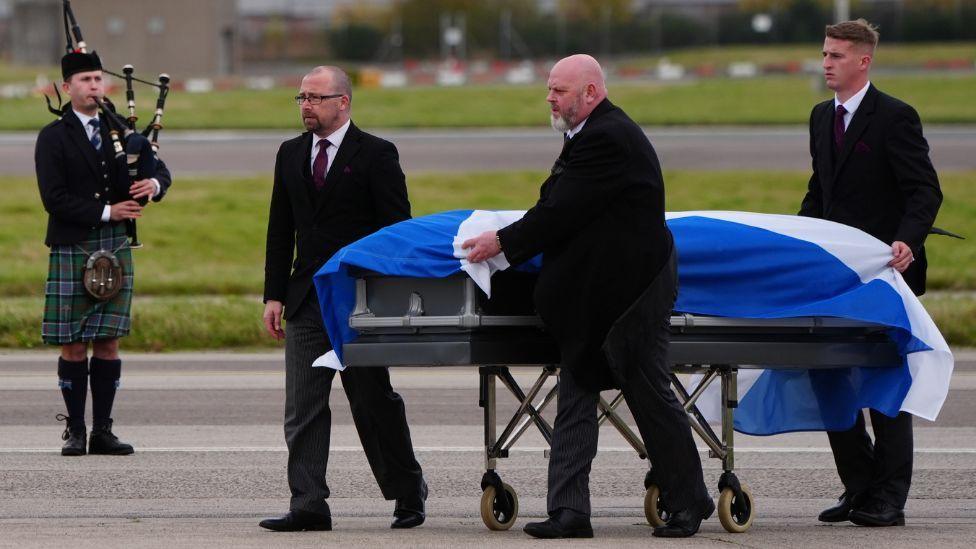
[42, 223, 134, 345]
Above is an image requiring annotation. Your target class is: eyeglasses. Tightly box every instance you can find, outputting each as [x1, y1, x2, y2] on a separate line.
[295, 93, 344, 106]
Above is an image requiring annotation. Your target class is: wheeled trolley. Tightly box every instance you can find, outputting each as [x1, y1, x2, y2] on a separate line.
[341, 271, 900, 532]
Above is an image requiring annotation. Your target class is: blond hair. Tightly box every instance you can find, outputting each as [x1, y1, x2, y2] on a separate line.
[826, 19, 880, 54]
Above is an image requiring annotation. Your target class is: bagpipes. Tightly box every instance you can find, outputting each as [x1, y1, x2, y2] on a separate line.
[45, 0, 171, 248]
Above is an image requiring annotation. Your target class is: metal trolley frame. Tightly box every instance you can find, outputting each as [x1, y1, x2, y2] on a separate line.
[341, 274, 900, 532]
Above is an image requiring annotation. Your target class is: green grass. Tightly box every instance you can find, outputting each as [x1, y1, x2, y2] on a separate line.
[4, 170, 974, 349]
[2, 74, 975, 130]
[2, 293, 973, 351]
[0, 62, 59, 85]
[0, 295, 278, 351]
[4, 42, 973, 128]
[6, 42, 972, 85]
[919, 293, 976, 349]
[3, 170, 973, 297]
[619, 42, 976, 71]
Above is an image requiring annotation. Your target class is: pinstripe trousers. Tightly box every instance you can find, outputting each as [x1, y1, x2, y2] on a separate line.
[284, 293, 424, 515]
[546, 339, 708, 517]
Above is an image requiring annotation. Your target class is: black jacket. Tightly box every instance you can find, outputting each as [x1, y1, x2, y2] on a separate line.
[498, 99, 672, 391]
[799, 84, 942, 295]
[36, 109, 172, 246]
[263, 122, 411, 319]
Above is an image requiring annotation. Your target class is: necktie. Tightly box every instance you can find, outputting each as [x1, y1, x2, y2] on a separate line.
[833, 104, 847, 150]
[88, 118, 102, 151]
[312, 138, 331, 190]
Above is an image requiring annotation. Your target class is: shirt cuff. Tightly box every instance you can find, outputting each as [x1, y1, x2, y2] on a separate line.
[101, 205, 111, 222]
[151, 178, 161, 197]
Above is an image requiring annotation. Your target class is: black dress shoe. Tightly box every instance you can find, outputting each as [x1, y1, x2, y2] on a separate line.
[652, 497, 715, 538]
[88, 420, 134, 455]
[523, 509, 593, 539]
[818, 492, 858, 523]
[60, 418, 86, 457]
[849, 499, 905, 527]
[259, 510, 333, 532]
[392, 479, 428, 529]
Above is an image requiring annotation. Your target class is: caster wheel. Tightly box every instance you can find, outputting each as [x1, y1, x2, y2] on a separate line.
[480, 482, 519, 530]
[717, 482, 754, 533]
[643, 484, 668, 527]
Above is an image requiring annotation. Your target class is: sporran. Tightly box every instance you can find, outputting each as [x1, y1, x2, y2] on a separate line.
[82, 249, 123, 301]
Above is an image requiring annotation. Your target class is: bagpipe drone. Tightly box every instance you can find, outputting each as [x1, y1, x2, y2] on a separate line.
[44, 0, 171, 248]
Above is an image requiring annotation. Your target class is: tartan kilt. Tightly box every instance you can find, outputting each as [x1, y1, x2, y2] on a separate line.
[42, 223, 134, 345]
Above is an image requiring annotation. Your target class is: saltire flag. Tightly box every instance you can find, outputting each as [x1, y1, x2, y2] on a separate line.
[312, 210, 953, 436]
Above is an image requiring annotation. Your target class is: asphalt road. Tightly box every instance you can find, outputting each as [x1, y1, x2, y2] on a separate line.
[3, 126, 975, 177]
[1, 351, 975, 548]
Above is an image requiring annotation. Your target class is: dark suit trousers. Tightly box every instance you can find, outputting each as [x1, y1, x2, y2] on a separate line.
[547, 334, 708, 516]
[827, 410, 913, 509]
[284, 292, 424, 514]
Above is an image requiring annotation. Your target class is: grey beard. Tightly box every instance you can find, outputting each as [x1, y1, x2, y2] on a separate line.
[550, 113, 571, 133]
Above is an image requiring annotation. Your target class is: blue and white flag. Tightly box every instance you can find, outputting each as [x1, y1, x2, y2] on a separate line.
[312, 210, 953, 435]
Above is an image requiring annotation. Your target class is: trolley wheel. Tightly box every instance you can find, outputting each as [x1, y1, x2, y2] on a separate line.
[480, 482, 519, 531]
[717, 482, 754, 533]
[643, 484, 668, 527]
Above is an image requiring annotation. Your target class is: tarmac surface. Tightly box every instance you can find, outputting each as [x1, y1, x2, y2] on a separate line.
[2, 126, 976, 176]
[1, 350, 975, 548]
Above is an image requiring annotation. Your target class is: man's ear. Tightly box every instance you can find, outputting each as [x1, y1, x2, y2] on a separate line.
[585, 82, 597, 102]
[61, 79, 70, 93]
[859, 52, 873, 70]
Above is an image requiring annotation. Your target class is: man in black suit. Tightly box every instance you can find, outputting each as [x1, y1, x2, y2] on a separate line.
[799, 19, 942, 527]
[37, 51, 172, 457]
[260, 66, 426, 532]
[464, 54, 711, 538]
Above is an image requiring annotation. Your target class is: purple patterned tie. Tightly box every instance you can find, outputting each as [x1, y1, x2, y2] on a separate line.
[312, 138, 331, 190]
[833, 104, 847, 150]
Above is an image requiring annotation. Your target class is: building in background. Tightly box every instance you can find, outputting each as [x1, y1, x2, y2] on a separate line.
[7, 0, 238, 77]
[2, 0, 974, 75]
[7, 0, 61, 66]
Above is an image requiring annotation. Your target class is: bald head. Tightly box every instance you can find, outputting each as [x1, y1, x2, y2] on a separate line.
[305, 65, 353, 102]
[546, 54, 608, 132]
[299, 65, 353, 137]
[551, 55, 606, 96]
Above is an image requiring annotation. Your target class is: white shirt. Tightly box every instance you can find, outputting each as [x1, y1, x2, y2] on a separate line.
[74, 109, 161, 222]
[310, 119, 351, 177]
[564, 117, 587, 140]
[834, 81, 871, 131]
[73, 109, 100, 142]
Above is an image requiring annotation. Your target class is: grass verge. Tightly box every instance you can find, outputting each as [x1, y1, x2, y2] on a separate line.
[0, 295, 277, 351]
[618, 42, 976, 71]
[2, 74, 975, 130]
[1, 294, 972, 351]
[4, 171, 973, 297]
[4, 170, 973, 350]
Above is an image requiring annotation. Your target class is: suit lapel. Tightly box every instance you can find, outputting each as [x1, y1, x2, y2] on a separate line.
[314, 122, 362, 217]
[63, 111, 100, 178]
[558, 135, 575, 159]
[557, 98, 615, 161]
[816, 103, 835, 189]
[833, 85, 877, 181]
[292, 132, 316, 213]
